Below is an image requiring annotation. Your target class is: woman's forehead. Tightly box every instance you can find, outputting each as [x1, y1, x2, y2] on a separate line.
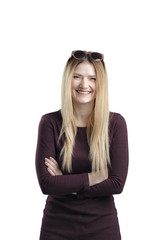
[74, 62, 95, 75]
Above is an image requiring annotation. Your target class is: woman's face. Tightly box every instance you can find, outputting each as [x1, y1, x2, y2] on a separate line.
[71, 61, 96, 105]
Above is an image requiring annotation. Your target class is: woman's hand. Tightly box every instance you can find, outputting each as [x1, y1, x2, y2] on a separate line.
[88, 169, 108, 187]
[45, 157, 77, 195]
[44, 157, 63, 176]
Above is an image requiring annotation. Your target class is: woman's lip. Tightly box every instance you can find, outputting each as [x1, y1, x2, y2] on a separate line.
[76, 90, 92, 93]
[76, 90, 92, 95]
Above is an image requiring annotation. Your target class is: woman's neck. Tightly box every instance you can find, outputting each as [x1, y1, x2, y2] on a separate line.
[73, 102, 94, 127]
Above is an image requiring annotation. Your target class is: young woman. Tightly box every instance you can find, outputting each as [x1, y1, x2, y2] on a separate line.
[35, 50, 129, 240]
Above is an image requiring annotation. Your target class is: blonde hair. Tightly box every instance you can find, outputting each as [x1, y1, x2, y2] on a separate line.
[59, 54, 110, 173]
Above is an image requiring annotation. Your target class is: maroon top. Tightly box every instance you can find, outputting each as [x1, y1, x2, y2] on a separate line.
[35, 110, 129, 240]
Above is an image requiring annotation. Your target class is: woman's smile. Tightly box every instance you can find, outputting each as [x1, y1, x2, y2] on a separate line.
[72, 62, 96, 105]
[76, 90, 92, 94]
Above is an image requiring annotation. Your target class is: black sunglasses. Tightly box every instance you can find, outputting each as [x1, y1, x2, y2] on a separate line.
[71, 50, 104, 62]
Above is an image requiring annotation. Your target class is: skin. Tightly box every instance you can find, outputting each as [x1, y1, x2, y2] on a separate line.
[71, 61, 96, 126]
[45, 61, 108, 187]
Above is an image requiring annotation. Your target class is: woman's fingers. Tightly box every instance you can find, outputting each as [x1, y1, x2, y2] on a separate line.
[47, 168, 55, 176]
[45, 157, 57, 168]
[44, 157, 63, 176]
[49, 157, 59, 167]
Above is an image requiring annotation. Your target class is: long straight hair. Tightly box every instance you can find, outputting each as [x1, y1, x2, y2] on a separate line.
[59, 54, 110, 173]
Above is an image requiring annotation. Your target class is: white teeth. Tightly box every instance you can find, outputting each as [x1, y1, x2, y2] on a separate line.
[77, 91, 91, 94]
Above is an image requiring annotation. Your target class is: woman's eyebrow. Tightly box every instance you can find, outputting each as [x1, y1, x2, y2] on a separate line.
[74, 73, 82, 76]
[74, 73, 96, 77]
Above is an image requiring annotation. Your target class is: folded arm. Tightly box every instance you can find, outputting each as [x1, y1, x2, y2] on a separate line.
[35, 113, 128, 198]
[44, 156, 108, 196]
[77, 114, 129, 198]
[35, 115, 90, 196]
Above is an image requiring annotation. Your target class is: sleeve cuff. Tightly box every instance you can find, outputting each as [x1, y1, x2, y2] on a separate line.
[76, 173, 89, 199]
[83, 172, 90, 191]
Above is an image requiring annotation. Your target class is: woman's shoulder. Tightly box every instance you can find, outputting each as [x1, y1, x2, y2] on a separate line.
[109, 111, 127, 129]
[40, 109, 62, 126]
[109, 111, 128, 145]
[109, 111, 126, 120]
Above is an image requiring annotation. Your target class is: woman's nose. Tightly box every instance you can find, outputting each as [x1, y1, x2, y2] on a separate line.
[79, 78, 88, 88]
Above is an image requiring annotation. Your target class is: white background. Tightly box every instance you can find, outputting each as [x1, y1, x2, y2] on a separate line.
[0, 0, 160, 239]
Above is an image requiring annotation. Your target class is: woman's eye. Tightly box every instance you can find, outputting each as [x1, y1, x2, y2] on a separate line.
[91, 77, 96, 81]
[73, 75, 80, 79]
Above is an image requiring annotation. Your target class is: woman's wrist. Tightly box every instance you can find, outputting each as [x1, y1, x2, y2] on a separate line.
[88, 170, 108, 187]
[88, 172, 101, 186]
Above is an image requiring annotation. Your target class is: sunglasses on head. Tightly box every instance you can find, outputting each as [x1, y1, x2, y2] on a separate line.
[71, 50, 104, 62]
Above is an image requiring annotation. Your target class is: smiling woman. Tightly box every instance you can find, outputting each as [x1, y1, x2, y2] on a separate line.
[72, 62, 96, 107]
[35, 50, 129, 240]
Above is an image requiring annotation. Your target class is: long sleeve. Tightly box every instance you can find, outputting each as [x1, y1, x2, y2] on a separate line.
[35, 115, 89, 196]
[77, 114, 129, 198]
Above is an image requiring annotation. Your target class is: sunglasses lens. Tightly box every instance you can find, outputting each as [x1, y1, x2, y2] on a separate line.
[73, 51, 86, 59]
[90, 52, 103, 61]
[72, 50, 103, 61]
